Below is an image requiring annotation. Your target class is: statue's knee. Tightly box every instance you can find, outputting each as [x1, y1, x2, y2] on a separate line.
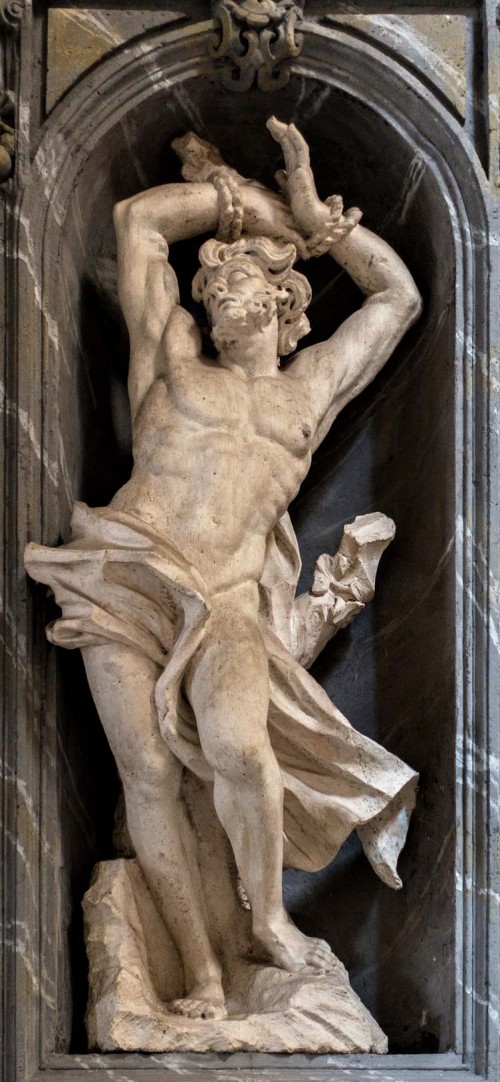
[120, 747, 179, 802]
[209, 731, 277, 785]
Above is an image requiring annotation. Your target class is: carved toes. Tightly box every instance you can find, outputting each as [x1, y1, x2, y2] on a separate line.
[168, 997, 227, 1021]
[306, 938, 338, 972]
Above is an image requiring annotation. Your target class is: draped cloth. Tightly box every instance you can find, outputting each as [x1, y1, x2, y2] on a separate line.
[25, 502, 417, 874]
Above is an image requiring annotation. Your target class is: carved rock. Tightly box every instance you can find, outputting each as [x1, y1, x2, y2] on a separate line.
[84, 854, 388, 1053]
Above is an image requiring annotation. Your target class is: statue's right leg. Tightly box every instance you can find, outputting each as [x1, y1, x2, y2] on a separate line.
[80, 641, 227, 1020]
[185, 607, 336, 977]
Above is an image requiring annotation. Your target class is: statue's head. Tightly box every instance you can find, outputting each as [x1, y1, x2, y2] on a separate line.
[192, 236, 311, 357]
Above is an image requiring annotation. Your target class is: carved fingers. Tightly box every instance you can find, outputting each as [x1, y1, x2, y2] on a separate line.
[267, 116, 328, 240]
[267, 116, 362, 257]
[267, 116, 311, 171]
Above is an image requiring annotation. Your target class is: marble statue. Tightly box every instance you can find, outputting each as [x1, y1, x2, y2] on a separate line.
[25, 118, 422, 1052]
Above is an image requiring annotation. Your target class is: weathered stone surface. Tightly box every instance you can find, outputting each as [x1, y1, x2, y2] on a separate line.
[84, 858, 387, 1054]
[323, 13, 467, 117]
[45, 8, 186, 112]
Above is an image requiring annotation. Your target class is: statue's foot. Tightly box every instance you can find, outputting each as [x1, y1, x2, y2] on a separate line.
[254, 916, 337, 975]
[168, 978, 227, 1020]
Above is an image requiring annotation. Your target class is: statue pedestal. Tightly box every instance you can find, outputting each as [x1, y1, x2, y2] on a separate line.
[83, 858, 387, 1054]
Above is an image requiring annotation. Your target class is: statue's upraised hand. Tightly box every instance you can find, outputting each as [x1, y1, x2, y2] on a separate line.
[267, 117, 362, 258]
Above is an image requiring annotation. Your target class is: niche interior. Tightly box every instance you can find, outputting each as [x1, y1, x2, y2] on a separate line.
[29, 26, 472, 1059]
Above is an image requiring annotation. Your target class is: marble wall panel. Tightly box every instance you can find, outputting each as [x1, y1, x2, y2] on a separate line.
[322, 13, 467, 117]
[46, 8, 187, 113]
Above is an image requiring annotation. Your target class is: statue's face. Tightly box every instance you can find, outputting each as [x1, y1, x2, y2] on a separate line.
[204, 258, 278, 351]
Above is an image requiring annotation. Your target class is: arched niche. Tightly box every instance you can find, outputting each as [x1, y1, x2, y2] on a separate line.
[19, 19, 489, 1057]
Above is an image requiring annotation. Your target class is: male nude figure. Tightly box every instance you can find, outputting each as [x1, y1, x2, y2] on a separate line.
[45, 119, 422, 1020]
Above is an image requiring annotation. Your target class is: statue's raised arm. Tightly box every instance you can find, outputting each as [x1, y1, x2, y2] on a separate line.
[113, 150, 308, 423]
[267, 117, 422, 450]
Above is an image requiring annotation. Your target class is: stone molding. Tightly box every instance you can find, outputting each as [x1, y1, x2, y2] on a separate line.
[1, 8, 499, 1082]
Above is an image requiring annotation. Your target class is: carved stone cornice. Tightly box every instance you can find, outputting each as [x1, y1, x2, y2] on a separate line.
[210, 0, 304, 91]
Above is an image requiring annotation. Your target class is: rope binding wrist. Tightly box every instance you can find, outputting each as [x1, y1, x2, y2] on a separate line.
[210, 168, 244, 244]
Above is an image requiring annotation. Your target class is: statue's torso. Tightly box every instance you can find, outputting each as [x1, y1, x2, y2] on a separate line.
[110, 350, 314, 591]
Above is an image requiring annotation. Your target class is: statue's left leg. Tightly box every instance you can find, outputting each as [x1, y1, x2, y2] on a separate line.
[185, 600, 336, 975]
[81, 642, 227, 1019]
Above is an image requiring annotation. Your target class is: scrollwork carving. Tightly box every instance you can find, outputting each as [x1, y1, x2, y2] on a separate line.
[210, 0, 304, 92]
[0, 0, 25, 32]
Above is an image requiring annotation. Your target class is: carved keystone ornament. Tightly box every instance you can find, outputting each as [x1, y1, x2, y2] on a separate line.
[211, 0, 304, 91]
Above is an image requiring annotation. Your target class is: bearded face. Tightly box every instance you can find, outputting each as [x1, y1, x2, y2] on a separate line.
[203, 258, 278, 351]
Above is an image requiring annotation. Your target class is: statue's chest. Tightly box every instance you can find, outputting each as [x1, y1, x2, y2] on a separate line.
[158, 369, 313, 457]
[250, 380, 314, 458]
[167, 366, 243, 429]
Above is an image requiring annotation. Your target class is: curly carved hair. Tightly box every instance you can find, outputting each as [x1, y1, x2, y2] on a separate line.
[192, 236, 312, 357]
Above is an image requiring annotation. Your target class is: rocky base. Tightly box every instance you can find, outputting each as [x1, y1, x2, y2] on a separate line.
[83, 859, 387, 1054]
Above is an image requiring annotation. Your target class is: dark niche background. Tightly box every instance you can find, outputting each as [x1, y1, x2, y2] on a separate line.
[48, 74, 456, 1053]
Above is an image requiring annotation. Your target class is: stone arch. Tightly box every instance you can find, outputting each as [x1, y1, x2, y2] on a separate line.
[16, 18, 490, 1054]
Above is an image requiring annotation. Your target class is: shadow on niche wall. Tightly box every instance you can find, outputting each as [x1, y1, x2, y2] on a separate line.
[52, 74, 456, 1053]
